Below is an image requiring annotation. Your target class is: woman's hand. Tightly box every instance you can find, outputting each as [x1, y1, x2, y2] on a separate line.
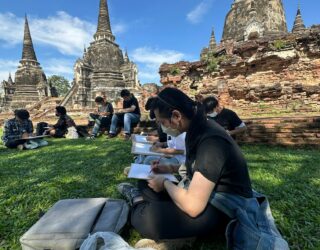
[151, 161, 173, 173]
[21, 133, 29, 139]
[146, 135, 159, 143]
[150, 145, 162, 153]
[148, 176, 167, 192]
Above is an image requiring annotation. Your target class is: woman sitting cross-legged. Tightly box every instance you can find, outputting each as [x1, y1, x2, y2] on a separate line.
[117, 88, 288, 250]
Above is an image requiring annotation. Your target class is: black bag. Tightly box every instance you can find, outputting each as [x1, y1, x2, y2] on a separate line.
[36, 122, 49, 136]
[76, 125, 90, 137]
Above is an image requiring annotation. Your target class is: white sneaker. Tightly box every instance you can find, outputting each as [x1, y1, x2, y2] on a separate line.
[24, 140, 39, 150]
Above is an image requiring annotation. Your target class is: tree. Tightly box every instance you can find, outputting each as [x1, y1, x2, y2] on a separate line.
[47, 75, 71, 97]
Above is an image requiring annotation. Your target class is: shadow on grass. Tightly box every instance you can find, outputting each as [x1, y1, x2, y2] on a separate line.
[242, 145, 320, 250]
[0, 141, 319, 249]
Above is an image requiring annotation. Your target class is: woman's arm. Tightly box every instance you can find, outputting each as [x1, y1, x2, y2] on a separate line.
[152, 147, 184, 155]
[148, 171, 215, 218]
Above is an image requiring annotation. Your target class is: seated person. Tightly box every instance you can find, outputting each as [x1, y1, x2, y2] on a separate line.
[144, 96, 167, 143]
[109, 89, 140, 140]
[2, 109, 47, 150]
[46, 106, 76, 138]
[203, 96, 247, 138]
[116, 88, 253, 249]
[2, 109, 33, 149]
[87, 96, 114, 139]
[141, 132, 186, 166]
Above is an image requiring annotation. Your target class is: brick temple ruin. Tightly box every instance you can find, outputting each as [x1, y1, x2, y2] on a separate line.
[159, 0, 320, 145]
[60, 0, 140, 108]
[0, 0, 319, 146]
[0, 16, 49, 110]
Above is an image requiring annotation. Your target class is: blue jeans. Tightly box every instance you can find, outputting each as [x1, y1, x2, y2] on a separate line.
[109, 113, 140, 135]
[135, 155, 180, 165]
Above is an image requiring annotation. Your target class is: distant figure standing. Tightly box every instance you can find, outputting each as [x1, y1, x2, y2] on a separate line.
[203, 96, 247, 138]
[2, 109, 33, 149]
[87, 96, 114, 139]
[108, 89, 141, 140]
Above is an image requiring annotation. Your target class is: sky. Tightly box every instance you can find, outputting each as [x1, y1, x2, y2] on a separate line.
[0, 0, 319, 86]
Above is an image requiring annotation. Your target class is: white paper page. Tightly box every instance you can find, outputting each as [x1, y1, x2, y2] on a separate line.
[131, 134, 153, 144]
[128, 163, 179, 183]
[131, 142, 165, 156]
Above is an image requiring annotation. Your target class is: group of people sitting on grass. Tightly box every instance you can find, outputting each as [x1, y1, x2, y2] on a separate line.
[1, 87, 288, 249]
[114, 88, 288, 249]
[1, 89, 141, 149]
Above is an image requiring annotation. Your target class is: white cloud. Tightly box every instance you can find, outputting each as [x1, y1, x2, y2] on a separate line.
[187, 0, 214, 24]
[0, 59, 18, 83]
[0, 12, 127, 56]
[131, 47, 186, 83]
[113, 23, 127, 34]
[42, 58, 75, 81]
[0, 57, 75, 85]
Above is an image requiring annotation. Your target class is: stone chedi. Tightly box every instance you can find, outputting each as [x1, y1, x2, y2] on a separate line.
[200, 28, 217, 60]
[1, 16, 49, 110]
[65, 0, 139, 108]
[0, 73, 15, 109]
[292, 7, 306, 33]
[222, 0, 287, 42]
[160, 1, 320, 117]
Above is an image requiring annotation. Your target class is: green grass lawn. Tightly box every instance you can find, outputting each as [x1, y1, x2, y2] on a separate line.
[0, 136, 319, 249]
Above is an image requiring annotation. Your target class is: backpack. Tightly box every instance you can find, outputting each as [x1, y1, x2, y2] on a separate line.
[20, 198, 129, 250]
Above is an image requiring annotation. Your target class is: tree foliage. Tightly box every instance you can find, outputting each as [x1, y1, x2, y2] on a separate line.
[48, 75, 71, 97]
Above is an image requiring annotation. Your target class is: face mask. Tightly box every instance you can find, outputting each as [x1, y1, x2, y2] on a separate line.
[161, 124, 181, 137]
[207, 112, 218, 118]
[97, 104, 103, 108]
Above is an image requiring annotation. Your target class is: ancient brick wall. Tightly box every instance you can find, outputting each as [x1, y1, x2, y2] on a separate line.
[159, 26, 320, 117]
[237, 116, 320, 146]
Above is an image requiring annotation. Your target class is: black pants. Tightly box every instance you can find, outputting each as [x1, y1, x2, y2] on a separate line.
[131, 181, 231, 240]
[5, 140, 26, 149]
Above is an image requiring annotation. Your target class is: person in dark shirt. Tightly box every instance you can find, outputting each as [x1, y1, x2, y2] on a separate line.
[116, 88, 253, 248]
[109, 89, 140, 140]
[87, 96, 114, 139]
[2, 109, 33, 149]
[203, 96, 247, 138]
[46, 106, 76, 138]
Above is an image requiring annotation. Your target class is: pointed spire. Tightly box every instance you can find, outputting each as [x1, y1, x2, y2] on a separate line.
[94, 0, 115, 41]
[21, 15, 38, 63]
[209, 28, 217, 51]
[124, 49, 129, 63]
[292, 5, 306, 33]
[8, 73, 13, 85]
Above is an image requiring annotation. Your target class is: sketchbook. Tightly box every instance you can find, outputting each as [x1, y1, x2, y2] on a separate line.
[131, 134, 153, 144]
[15, 135, 49, 141]
[128, 163, 179, 183]
[131, 142, 165, 156]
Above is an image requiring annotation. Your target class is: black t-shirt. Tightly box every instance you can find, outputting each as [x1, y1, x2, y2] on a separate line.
[123, 95, 141, 115]
[194, 136, 252, 198]
[98, 102, 114, 117]
[187, 120, 252, 198]
[208, 108, 242, 131]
